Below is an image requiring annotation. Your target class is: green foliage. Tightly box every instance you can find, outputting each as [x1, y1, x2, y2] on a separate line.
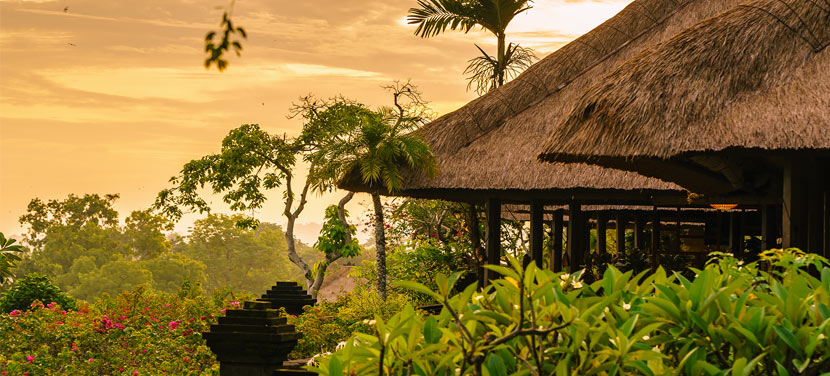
[183, 214, 302, 293]
[312, 249, 830, 375]
[204, 5, 247, 71]
[0, 233, 24, 286]
[19, 193, 120, 249]
[408, 0, 536, 92]
[0, 273, 76, 313]
[354, 240, 474, 304]
[288, 287, 412, 360]
[315, 205, 360, 258]
[0, 285, 249, 375]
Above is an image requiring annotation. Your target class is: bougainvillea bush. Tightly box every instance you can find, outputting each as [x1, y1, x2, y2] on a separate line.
[0, 285, 251, 375]
[312, 249, 830, 375]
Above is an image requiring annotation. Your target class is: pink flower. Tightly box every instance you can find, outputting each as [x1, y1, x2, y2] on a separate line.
[9, 310, 21, 317]
[133, 371, 139, 375]
[26, 355, 34, 362]
[119, 368, 124, 372]
[56, 321, 63, 325]
[230, 301, 241, 307]
[168, 320, 180, 330]
[164, 303, 170, 307]
[88, 358, 94, 362]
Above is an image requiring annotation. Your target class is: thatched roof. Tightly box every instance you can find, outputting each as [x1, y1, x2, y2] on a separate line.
[344, 0, 748, 202]
[539, 0, 830, 165]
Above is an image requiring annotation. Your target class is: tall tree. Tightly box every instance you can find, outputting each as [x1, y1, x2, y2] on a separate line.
[408, 0, 536, 94]
[155, 99, 369, 295]
[0, 233, 24, 288]
[320, 82, 438, 299]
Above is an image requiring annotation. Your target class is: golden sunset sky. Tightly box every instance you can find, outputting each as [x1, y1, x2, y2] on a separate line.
[0, 0, 630, 242]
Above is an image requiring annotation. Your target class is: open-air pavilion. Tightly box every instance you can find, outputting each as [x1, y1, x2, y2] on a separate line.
[538, 0, 830, 257]
[341, 0, 760, 281]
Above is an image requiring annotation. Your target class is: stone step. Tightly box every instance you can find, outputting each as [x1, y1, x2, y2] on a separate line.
[243, 300, 273, 310]
[209, 323, 296, 334]
[274, 370, 316, 376]
[218, 316, 287, 326]
[261, 295, 316, 303]
[225, 309, 281, 319]
[203, 331, 302, 344]
[264, 290, 309, 296]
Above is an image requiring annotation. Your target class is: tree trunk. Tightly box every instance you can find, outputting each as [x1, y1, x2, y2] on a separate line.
[308, 192, 355, 298]
[284, 215, 313, 288]
[497, 33, 506, 87]
[372, 193, 387, 300]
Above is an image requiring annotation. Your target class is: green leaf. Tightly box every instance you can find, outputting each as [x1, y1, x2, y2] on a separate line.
[328, 356, 343, 375]
[423, 316, 441, 344]
[772, 324, 805, 358]
[486, 354, 508, 376]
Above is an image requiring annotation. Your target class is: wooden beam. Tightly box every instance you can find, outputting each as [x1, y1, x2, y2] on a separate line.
[530, 200, 544, 268]
[762, 204, 780, 251]
[567, 203, 584, 273]
[485, 198, 501, 285]
[616, 212, 627, 255]
[551, 210, 564, 272]
[782, 161, 809, 249]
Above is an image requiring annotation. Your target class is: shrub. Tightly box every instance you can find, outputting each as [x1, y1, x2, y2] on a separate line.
[0, 273, 76, 313]
[0, 284, 251, 375]
[312, 249, 830, 375]
[288, 287, 412, 359]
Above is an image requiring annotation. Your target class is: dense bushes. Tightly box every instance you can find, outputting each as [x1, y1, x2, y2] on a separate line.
[288, 287, 412, 359]
[0, 284, 250, 375]
[0, 273, 76, 313]
[312, 249, 830, 375]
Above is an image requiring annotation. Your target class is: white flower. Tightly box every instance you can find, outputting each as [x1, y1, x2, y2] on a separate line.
[623, 303, 631, 311]
[571, 281, 583, 289]
[306, 358, 317, 367]
[362, 319, 376, 325]
[560, 274, 570, 281]
[474, 295, 484, 301]
[737, 260, 744, 266]
[335, 341, 347, 351]
[642, 335, 650, 341]
[560, 280, 568, 288]
[513, 304, 520, 310]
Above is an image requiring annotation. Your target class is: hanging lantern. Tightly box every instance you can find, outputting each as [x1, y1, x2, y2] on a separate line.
[709, 203, 738, 210]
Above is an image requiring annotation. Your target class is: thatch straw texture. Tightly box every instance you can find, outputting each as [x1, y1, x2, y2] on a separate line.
[539, 0, 830, 162]
[344, 0, 747, 200]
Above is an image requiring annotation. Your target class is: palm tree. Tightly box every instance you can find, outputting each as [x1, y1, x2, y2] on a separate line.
[0, 233, 24, 287]
[324, 83, 437, 300]
[408, 0, 535, 92]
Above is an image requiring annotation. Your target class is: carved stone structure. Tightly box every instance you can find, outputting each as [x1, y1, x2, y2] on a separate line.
[259, 281, 316, 316]
[204, 300, 305, 376]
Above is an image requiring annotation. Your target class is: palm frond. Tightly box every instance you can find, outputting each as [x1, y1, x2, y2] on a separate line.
[464, 42, 537, 95]
[408, 0, 479, 37]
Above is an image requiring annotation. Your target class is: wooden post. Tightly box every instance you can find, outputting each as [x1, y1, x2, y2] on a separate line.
[808, 176, 824, 254]
[485, 198, 501, 285]
[597, 212, 607, 257]
[551, 210, 564, 272]
[674, 207, 682, 253]
[824, 191, 830, 258]
[530, 200, 544, 268]
[651, 206, 660, 269]
[468, 204, 484, 289]
[730, 211, 743, 258]
[616, 212, 627, 255]
[567, 203, 584, 273]
[762, 204, 780, 251]
[783, 161, 809, 249]
[634, 214, 645, 250]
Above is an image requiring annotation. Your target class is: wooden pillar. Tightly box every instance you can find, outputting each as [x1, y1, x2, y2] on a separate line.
[808, 177, 824, 254]
[550, 210, 564, 272]
[484, 198, 501, 284]
[567, 203, 584, 273]
[674, 207, 682, 253]
[616, 212, 627, 255]
[634, 214, 645, 250]
[468, 204, 485, 289]
[762, 204, 780, 251]
[783, 161, 809, 249]
[825, 192, 830, 258]
[651, 206, 660, 268]
[730, 211, 744, 257]
[530, 200, 544, 268]
[597, 212, 607, 257]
